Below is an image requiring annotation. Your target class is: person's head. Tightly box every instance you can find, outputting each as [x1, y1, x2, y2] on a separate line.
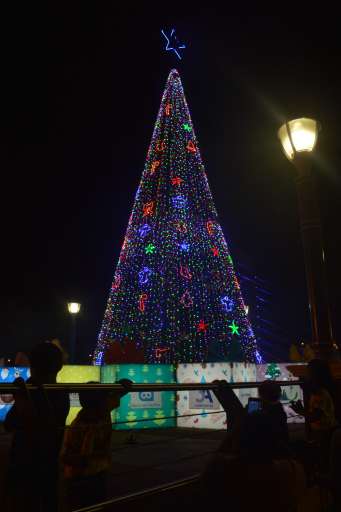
[307, 359, 334, 393]
[259, 380, 282, 403]
[29, 342, 63, 382]
[239, 411, 279, 461]
[79, 382, 116, 415]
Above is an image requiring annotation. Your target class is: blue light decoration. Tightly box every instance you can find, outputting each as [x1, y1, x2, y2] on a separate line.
[93, 69, 261, 365]
[139, 224, 152, 238]
[172, 195, 187, 209]
[221, 295, 234, 313]
[255, 350, 263, 364]
[161, 28, 186, 60]
[180, 241, 190, 252]
[139, 266, 152, 285]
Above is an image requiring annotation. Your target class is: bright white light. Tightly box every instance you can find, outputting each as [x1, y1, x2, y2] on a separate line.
[245, 305, 249, 315]
[67, 302, 81, 314]
[278, 118, 318, 161]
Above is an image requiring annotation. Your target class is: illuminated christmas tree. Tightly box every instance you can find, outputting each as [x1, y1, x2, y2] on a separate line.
[94, 69, 261, 365]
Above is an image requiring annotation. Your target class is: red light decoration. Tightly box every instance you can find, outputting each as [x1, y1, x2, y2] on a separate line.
[175, 220, 187, 233]
[180, 290, 193, 308]
[138, 293, 148, 312]
[165, 103, 171, 116]
[211, 246, 219, 257]
[112, 274, 121, 290]
[150, 160, 160, 175]
[180, 265, 192, 280]
[156, 141, 165, 152]
[155, 347, 170, 359]
[171, 176, 183, 186]
[143, 202, 154, 217]
[187, 140, 196, 153]
[206, 220, 214, 235]
[197, 319, 208, 333]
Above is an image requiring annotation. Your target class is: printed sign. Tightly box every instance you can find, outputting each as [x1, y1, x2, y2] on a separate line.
[130, 391, 162, 409]
[189, 389, 221, 410]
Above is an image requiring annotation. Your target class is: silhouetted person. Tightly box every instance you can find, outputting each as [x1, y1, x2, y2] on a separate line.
[258, 380, 289, 447]
[5, 342, 70, 511]
[61, 379, 131, 509]
[201, 411, 306, 512]
[213, 380, 289, 457]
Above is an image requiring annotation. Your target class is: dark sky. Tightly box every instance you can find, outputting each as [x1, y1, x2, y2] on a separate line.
[1, 9, 340, 361]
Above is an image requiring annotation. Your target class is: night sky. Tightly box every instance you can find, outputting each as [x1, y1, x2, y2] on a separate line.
[1, 9, 340, 361]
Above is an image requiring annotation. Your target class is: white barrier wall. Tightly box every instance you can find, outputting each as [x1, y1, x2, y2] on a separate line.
[176, 363, 257, 429]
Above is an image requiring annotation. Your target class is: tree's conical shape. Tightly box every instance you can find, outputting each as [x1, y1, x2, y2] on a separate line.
[94, 69, 261, 365]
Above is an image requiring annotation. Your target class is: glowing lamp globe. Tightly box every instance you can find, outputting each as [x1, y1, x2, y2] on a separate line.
[67, 302, 81, 314]
[278, 118, 319, 161]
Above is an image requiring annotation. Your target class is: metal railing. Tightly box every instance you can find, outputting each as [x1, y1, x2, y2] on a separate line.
[0, 380, 304, 392]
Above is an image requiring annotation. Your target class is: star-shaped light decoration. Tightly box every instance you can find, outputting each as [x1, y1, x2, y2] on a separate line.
[183, 123, 191, 132]
[145, 243, 156, 255]
[171, 176, 183, 186]
[180, 241, 190, 252]
[197, 319, 208, 333]
[229, 320, 240, 336]
[211, 246, 219, 257]
[161, 28, 186, 60]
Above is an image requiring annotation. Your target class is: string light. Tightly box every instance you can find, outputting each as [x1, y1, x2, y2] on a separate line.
[93, 69, 260, 365]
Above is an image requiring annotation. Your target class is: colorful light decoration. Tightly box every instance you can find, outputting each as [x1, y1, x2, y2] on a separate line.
[143, 202, 154, 217]
[180, 290, 193, 308]
[156, 141, 165, 152]
[171, 176, 183, 186]
[180, 241, 190, 252]
[186, 140, 196, 153]
[172, 195, 187, 208]
[139, 224, 151, 238]
[93, 69, 260, 365]
[155, 347, 170, 359]
[229, 320, 240, 336]
[175, 220, 187, 233]
[161, 28, 186, 60]
[112, 274, 121, 290]
[150, 161, 160, 174]
[206, 220, 214, 235]
[145, 243, 156, 255]
[179, 264, 192, 280]
[138, 293, 148, 312]
[138, 267, 152, 285]
[197, 319, 208, 333]
[221, 295, 234, 313]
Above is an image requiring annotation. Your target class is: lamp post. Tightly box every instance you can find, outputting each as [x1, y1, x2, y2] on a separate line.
[67, 302, 81, 364]
[278, 118, 336, 359]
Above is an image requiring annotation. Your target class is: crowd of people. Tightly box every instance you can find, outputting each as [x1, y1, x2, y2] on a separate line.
[2, 340, 341, 511]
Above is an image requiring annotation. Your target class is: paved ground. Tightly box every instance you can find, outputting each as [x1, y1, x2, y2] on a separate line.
[0, 424, 306, 503]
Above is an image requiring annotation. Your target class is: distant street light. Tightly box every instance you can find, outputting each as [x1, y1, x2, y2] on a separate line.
[67, 302, 81, 363]
[278, 118, 336, 359]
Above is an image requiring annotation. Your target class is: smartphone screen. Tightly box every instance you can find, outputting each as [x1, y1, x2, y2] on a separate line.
[247, 398, 262, 414]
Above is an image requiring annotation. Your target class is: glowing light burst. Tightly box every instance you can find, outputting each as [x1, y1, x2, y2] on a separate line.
[161, 28, 186, 60]
[93, 69, 260, 365]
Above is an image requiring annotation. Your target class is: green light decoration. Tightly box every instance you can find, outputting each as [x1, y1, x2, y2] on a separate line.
[229, 320, 240, 336]
[145, 243, 156, 254]
[265, 363, 281, 380]
[227, 255, 233, 264]
[183, 123, 191, 131]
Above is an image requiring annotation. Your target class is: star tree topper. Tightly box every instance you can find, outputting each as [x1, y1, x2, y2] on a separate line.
[161, 28, 186, 60]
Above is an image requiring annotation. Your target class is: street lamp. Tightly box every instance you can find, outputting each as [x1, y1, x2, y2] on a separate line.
[67, 302, 81, 363]
[278, 118, 336, 359]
